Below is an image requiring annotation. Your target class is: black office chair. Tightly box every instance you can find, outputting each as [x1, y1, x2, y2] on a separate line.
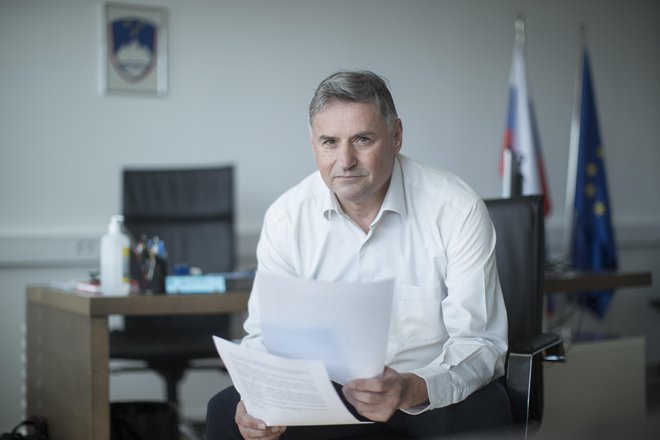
[485, 195, 566, 438]
[109, 165, 236, 408]
[347, 196, 563, 440]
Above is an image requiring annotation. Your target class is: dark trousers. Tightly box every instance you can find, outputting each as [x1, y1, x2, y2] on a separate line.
[206, 378, 512, 439]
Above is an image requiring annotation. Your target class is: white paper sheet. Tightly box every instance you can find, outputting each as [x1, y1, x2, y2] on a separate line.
[257, 272, 394, 384]
[213, 336, 365, 426]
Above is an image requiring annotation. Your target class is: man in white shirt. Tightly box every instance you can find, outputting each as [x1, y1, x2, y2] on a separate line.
[207, 70, 511, 439]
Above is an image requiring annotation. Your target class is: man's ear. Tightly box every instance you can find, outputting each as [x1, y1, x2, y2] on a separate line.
[393, 118, 403, 154]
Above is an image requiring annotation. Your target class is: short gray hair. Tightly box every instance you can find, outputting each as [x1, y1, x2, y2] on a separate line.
[308, 70, 398, 131]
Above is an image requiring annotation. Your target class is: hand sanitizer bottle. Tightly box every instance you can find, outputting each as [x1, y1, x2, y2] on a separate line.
[100, 215, 131, 295]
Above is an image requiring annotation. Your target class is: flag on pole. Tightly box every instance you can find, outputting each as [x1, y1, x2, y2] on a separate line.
[570, 47, 618, 319]
[500, 17, 552, 215]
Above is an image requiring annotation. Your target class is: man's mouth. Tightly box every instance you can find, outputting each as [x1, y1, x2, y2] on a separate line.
[334, 174, 364, 179]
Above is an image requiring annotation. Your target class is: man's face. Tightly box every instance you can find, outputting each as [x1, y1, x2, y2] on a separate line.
[310, 100, 402, 210]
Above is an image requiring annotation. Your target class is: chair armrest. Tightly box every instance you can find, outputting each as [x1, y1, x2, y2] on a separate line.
[510, 332, 566, 362]
[506, 332, 566, 433]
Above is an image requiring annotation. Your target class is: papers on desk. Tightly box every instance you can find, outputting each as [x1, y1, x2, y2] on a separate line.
[212, 273, 394, 426]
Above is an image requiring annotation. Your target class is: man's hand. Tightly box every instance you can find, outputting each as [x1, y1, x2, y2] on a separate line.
[235, 400, 287, 440]
[342, 367, 428, 422]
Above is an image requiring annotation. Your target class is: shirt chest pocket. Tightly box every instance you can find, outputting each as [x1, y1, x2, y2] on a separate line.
[397, 284, 445, 342]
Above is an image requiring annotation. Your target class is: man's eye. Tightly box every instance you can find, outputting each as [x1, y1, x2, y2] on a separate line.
[355, 136, 370, 144]
[322, 139, 336, 147]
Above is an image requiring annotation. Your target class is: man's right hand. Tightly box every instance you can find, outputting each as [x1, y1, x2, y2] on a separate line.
[235, 400, 287, 440]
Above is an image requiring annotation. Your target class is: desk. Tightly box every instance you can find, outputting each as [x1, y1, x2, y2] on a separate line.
[25, 285, 250, 440]
[544, 270, 652, 293]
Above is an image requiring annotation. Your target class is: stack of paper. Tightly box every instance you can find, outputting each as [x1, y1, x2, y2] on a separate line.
[213, 272, 394, 426]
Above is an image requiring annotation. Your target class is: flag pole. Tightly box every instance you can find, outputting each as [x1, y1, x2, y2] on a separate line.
[510, 14, 525, 197]
[514, 14, 525, 46]
[502, 14, 526, 198]
[561, 23, 588, 266]
[502, 148, 512, 197]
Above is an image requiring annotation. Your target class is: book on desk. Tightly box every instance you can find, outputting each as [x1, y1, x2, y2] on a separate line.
[164, 270, 255, 294]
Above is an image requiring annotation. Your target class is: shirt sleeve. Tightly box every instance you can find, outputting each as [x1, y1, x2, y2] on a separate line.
[407, 198, 508, 412]
[240, 205, 296, 351]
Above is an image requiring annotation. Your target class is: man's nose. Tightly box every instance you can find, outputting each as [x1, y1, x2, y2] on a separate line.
[337, 142, 357, 170]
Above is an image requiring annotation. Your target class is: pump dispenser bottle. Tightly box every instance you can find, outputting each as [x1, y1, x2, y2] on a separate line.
[100, 215, 131, 295]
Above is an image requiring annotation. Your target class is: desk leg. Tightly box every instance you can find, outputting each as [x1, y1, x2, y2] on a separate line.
[27, 301, 110, 440]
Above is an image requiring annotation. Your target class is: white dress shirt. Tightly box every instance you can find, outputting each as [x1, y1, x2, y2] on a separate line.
[242, 154, 508, 411]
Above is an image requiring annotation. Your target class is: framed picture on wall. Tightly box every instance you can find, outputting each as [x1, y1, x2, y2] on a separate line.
[103, 3, 168, 95]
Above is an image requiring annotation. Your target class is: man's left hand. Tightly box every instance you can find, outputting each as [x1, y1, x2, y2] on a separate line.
[342, 366, 428, 422]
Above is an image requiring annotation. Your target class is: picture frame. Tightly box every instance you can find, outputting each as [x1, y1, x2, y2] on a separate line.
[103, 3, 168, 95]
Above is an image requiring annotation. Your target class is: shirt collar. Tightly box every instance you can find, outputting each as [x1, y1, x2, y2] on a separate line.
[321, 155, 407, 220]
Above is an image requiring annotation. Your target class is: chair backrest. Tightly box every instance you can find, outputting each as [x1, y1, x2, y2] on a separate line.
[485, 195, 546, 432]
[484, 196, 545, 348]
[121, 165, 235, 337]
[123, 166, 235, 273]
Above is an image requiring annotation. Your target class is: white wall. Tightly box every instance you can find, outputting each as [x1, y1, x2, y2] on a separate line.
[1, 0, 659, 430]
[2, 0, 659, 236]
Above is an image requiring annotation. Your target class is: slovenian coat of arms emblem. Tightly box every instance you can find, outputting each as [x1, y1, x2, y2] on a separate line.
[109, 18, 157, 83]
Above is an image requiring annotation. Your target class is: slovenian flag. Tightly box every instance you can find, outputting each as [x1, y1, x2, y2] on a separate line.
[570, 48, 618, 318]
[500, 19, 552, 215]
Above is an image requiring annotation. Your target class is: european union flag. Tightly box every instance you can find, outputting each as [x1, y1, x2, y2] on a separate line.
[571, 50, 618, 318]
